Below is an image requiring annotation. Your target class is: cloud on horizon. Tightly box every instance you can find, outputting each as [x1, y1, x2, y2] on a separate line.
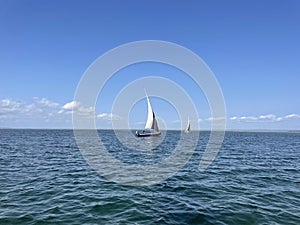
[96, 112, 121, 121]
[0, 98, 119, 128]
[0, 98, 299, 129]
[229, 114, 300, 122]
[58, 101, 95, 116]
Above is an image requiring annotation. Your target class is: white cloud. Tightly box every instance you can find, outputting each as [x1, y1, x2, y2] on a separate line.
[1, 97, 299, 129]
[1, 99, 11, 107]
[97, 112, 121, 121]
[59, 101, 120, 120]
[97, 113, 107, 118]
[1, 99, 21, 113]
[0, 99, 41, 115]
[230, 116, 257, 122]
[0, 98, 123, 128]
[0, 98, 63, 126]
[34, 97, 59, 108]
[59, 101, 94, 116]
[206, 117, 226, 122]
[284, 114, 300, 119]
[259, 114, 276, 120]
[229, 114, 300, 122]
[62, 101, 80, 110]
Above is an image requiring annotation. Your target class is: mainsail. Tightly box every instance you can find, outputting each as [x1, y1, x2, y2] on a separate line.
[145, 92, 159, 132]
[185, 117, 191, 133]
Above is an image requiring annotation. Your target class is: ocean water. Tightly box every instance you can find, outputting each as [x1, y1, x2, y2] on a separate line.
[0, 129, 299, 225]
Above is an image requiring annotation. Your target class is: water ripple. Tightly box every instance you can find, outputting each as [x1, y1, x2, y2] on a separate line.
[0, 130, 300, 224]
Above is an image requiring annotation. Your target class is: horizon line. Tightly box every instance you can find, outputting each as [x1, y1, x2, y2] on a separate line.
[0, 127, 299, 133]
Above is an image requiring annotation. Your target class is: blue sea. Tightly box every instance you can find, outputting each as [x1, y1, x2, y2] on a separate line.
[0, 129, 299, 224]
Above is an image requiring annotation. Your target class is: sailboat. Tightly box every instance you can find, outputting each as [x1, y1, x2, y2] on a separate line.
[184, 117, 191, 133]
[135, 91, 161, 137]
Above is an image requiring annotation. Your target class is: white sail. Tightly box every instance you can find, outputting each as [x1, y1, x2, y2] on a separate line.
[135, 90, 161, 137]
[144, 92, 159, 132]
[185, 117, 191, 133]
[145, 94, 153, 129]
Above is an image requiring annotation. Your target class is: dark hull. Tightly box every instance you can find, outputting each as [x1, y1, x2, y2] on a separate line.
[135, 132, 161, 137]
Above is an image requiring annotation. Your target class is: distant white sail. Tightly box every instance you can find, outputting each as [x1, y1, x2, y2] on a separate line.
[184, 117, 191, 133]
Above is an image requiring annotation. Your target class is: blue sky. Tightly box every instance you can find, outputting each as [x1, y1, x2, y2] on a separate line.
[0, 0, 299, 130]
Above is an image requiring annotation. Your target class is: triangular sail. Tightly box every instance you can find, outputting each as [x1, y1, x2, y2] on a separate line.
[185, 117, 191, 132]
[151, 112, 159, 132]
[186, 121, 190, 132]
[145, 93, 153, 129]
[144, 92, 159, 132]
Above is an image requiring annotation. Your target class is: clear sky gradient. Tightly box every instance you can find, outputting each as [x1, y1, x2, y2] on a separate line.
[0, 0, 299, 130]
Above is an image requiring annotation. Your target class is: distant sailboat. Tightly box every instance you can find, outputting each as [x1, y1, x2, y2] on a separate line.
[184, 117, 191, 133]
[135, 91, 161, 137]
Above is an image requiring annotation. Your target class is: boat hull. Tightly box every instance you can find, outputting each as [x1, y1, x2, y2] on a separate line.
[135, 131, 161, 137]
